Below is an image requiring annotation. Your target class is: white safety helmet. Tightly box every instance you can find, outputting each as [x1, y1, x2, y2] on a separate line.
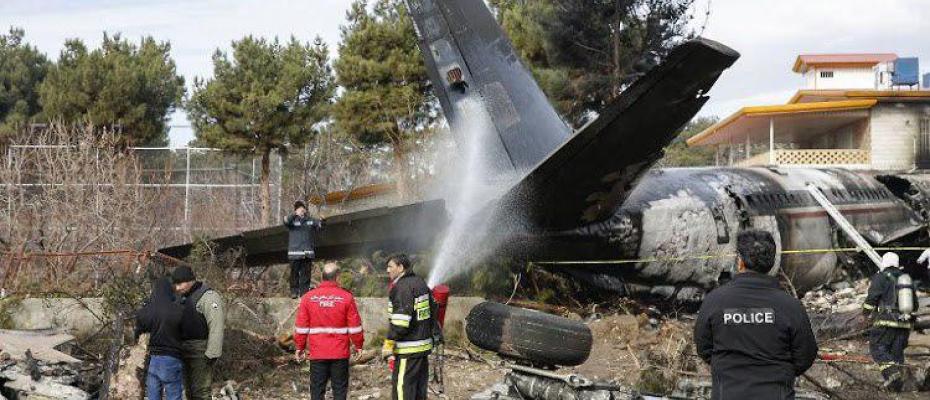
[881, 252, 899, 271]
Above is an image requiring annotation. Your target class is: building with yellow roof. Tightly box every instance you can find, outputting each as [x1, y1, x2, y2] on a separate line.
[688, 54, 930, 170]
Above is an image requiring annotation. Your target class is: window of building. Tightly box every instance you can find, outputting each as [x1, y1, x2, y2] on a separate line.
[921, 118, 930, 136]
[820, 71, 834, 78]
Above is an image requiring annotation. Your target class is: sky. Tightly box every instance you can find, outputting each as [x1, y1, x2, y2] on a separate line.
[2, 0, 928, 147]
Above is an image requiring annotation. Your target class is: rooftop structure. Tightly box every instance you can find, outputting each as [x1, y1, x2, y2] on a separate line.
[690, 53, 930, 170]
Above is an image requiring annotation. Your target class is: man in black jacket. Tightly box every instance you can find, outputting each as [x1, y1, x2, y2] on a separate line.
[863, 252, 918, 391]
[694, 229, 818, 400]
[135, 277, 185, 400]
[381, 254, 433, 400]
[285, 200, 322, 298]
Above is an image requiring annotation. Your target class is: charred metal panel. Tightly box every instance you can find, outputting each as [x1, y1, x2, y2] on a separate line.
[528, 167, 927, 294]
[405, 0, 571, 173]
[877, 173, 930, 222]
[158, 200, 449, 265]
[498, 39, 739, 231]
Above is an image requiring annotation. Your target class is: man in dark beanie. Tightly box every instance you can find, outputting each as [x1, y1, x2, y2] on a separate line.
[284, 200, 323, 298]
[171, 266, 225, 400]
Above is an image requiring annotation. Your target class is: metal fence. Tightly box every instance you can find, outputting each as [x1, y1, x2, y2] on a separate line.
[3, 144, 284, 236]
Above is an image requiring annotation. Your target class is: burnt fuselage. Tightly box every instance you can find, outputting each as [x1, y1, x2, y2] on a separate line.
[524, 167, 927, 299]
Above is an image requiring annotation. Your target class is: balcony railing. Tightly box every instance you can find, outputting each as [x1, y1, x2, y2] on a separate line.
[736, 149, 870, 167]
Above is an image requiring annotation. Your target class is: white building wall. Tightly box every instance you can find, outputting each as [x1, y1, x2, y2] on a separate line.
[869, 104, 920, 170]
[804, 71, 817, 89]
[810, 67, 876, 89]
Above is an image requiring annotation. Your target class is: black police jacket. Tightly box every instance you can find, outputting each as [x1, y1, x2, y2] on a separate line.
[387, 272, 434, 358]
[284, 214, 321, 260]
[863, 267, 918, 328]
[694, 272, 818, 400]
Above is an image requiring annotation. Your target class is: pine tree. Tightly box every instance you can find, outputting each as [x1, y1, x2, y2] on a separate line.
[187, 36, 335, 225]
[333, 0, 436, 199]
[38, 33, 185, 145]
[492, 0, 696, 127]
[0, 27, 50, 139]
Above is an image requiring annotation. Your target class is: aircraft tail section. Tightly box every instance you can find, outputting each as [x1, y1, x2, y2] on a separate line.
[405, 0, 571, 174]
[498, 38, 740, 230]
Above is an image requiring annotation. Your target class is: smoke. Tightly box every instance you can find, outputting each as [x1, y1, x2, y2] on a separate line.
[427, 97, 516, 287]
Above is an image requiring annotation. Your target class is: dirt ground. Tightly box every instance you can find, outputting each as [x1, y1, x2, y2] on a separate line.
[216, 312, 930, 399]
[232, 350, 503, 399]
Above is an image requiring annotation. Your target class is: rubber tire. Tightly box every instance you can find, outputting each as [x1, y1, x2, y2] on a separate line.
[465, 301, 593, 367]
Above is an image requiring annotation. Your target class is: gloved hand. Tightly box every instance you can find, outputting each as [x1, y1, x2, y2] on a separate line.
[381, 339, 395, 360]
[294, 349, 306, 363]
[919, 248, 930, 266]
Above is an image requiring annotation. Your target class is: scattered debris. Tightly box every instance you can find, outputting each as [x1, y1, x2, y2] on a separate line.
[0, 331, 90, 400]
[217, 380, 240, 400]
[803, 280, 870, 314]
[0, 329, 80, 364]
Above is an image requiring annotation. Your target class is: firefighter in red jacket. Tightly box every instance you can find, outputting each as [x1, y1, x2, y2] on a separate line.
[294, 262, 364, 400]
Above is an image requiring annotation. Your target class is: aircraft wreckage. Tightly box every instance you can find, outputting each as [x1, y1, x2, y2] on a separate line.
[161, 0, 930, 301]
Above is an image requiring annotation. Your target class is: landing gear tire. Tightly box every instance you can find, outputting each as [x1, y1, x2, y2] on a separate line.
[465, 302, 593, 367]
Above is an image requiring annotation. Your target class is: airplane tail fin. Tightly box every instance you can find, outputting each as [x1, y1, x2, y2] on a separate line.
[405, 0, 571, 174]
[498, 38, 740, 230]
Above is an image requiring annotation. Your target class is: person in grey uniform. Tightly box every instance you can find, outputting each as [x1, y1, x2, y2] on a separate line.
[172, 266, 225, 400]
[285, 200, 322, 298]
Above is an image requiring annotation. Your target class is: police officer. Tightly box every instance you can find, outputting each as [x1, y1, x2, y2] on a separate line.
[172, 266, 225, 400]
[285, 200, 322, 298]
[694, 229, 818, 400]
[381, 254, 433, 400]
[863, 252, 918, 391]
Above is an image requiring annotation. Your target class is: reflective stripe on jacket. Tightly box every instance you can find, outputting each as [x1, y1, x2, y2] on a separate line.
[284, 214, 321, 260]
[294, 281, 364, 360]
[386, 272, 434, 358]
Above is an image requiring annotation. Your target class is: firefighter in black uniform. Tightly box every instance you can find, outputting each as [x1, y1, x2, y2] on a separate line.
[381, 254, 433, 400]
[863, 252, 918, 391]
[694, 229, 818, 400]
[285, 200, 322, 298]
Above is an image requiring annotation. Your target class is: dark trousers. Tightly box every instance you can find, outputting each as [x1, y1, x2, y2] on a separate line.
[289, 258, 313, 296]
[182, 340, 213, 400]
[869, 326, 910, 380]
[392, 356, 429, 400]
[310, 359, 349, 400]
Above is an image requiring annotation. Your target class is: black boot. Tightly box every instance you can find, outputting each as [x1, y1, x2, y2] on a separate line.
[882, 365, 904, 392]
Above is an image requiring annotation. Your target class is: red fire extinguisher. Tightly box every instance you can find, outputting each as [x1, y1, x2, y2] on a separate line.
[432, 284, 450, 329]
